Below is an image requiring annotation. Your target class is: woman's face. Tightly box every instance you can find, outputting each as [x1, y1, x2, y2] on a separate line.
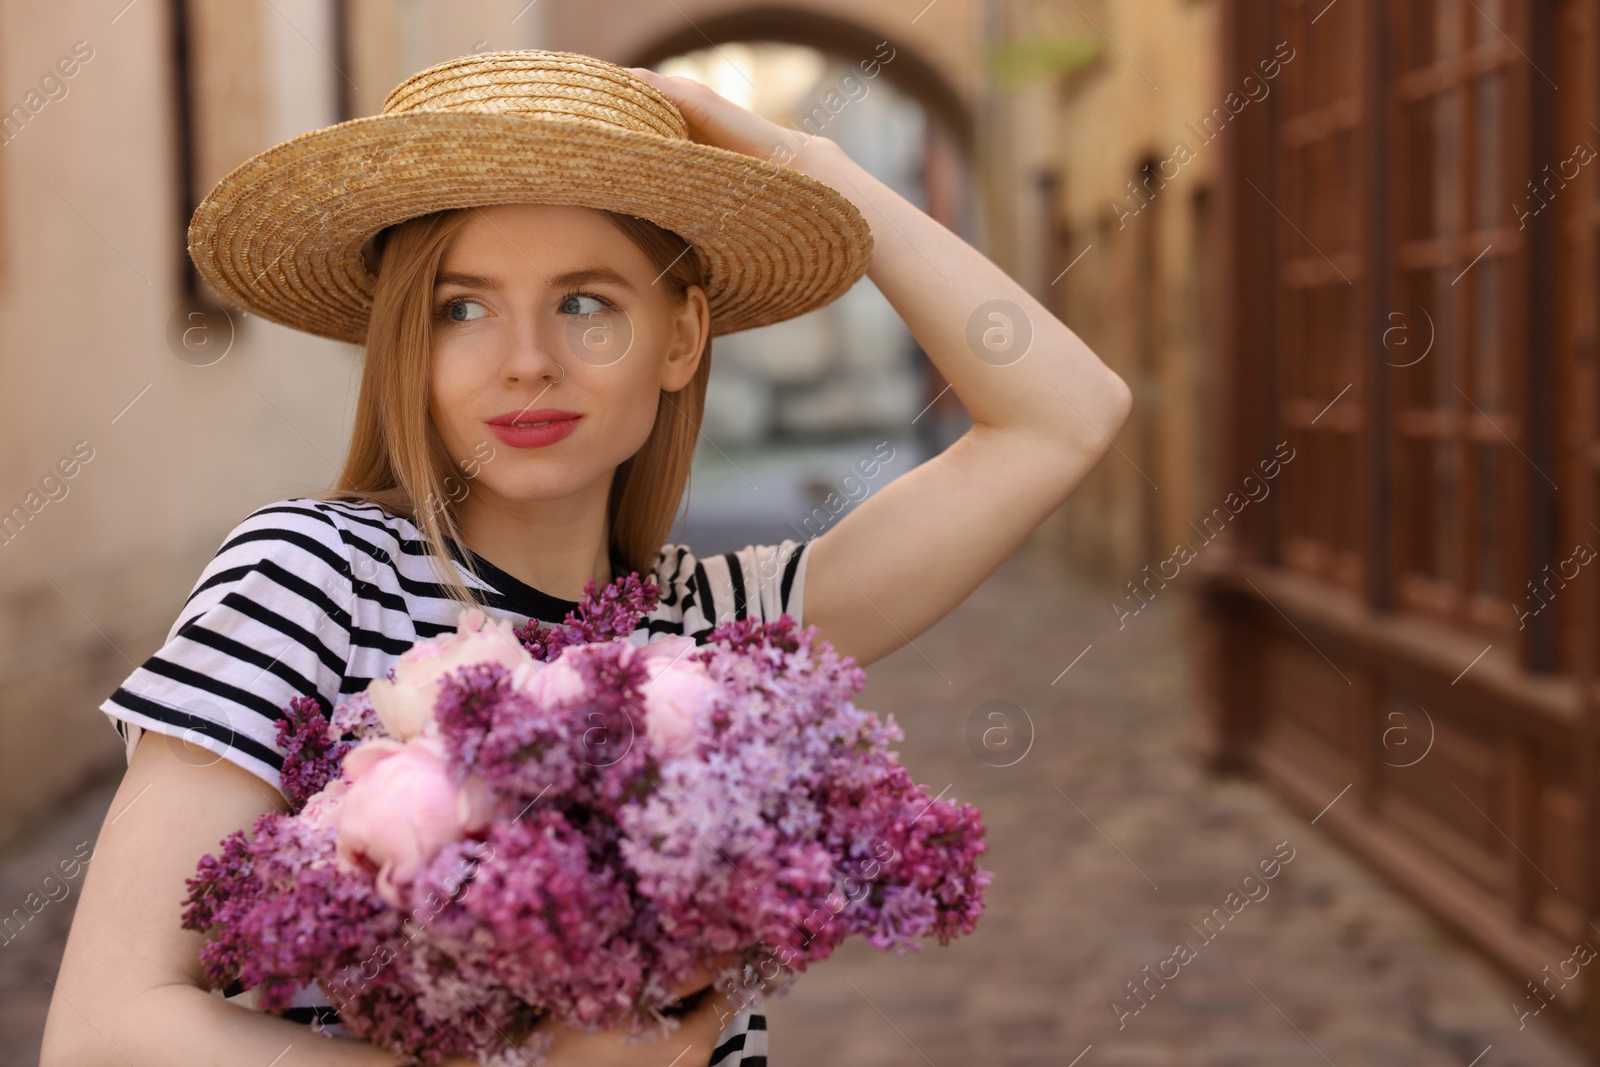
[427, 202, 707, 509]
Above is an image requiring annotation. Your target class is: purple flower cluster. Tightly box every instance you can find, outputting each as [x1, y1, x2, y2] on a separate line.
[182, 573, 990, 1065]
[276, 695, 351, 810]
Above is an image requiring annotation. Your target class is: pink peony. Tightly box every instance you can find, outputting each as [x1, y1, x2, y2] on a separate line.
[636, 634, 698, 665]
[297, 776, 349, 832]
[636, 642, 718, 758]
[509, 648, 587, 707]
[334, 734, 496, 908]
[368, 606, 535, 740]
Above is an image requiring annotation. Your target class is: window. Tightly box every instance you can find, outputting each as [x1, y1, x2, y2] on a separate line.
[169, 0, 268, 312]
[1389, 0, 1530, 643]
[169, 0, 353, 312]
[1273, 0, 1367, 591]
[1260, 0, 1546, 660]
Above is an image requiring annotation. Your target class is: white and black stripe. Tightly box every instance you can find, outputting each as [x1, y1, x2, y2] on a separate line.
[103, 496, 812, 794]
[101, 496, 806, 1063]
[710, 1006, 768, 1065]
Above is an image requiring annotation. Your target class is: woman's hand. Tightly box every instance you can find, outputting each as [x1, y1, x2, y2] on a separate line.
[625, 65, 823, 165]
[512, 952, 744, 1067]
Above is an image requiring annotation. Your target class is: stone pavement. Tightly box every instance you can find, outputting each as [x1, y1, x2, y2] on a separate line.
[761, 548, 1589, 1067]
[1, 544, 1590, 1066]
[0, 757, 116, 1067]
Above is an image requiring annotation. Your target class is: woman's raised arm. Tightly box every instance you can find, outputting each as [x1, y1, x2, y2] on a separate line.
[628, 69, 1134, 668]
[793, 132, 1133, 666]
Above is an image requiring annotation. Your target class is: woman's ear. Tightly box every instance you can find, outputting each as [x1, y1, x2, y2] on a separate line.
[659, 283, 710, 392]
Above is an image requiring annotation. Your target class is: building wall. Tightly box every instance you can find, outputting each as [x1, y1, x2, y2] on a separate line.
[1025, 0, 1221, 581]
[1191, 0, 1600, 1054]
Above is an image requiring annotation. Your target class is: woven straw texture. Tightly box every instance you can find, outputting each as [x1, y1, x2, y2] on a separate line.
[187, 49, 875, 344]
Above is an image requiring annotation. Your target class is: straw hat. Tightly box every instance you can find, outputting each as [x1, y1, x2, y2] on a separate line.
[186, 49, 874, 344]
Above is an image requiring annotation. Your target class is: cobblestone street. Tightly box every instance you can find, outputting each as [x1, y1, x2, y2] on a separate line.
[762, 548, 1589, 1067]
[1, 544, 1590, 1066]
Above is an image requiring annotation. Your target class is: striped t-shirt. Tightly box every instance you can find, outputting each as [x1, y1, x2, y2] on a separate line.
[100, 495, 802, 1063]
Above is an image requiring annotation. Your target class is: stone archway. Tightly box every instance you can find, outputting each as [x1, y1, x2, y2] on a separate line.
[540, 2, 978, 161]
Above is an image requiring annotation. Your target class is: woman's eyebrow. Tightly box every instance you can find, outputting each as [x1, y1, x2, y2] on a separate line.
[433, 267, 638, 292]
[549, 266, 639, 292]
[434, 270, 502, 290]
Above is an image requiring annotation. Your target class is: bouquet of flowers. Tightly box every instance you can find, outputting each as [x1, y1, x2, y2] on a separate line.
[182, 571, 991, 1066]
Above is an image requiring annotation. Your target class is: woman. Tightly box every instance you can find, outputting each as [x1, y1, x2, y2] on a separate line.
[42, 50, 1131, 1065]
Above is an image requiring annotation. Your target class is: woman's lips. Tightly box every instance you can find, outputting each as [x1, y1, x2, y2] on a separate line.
[485, 416, 582, 448]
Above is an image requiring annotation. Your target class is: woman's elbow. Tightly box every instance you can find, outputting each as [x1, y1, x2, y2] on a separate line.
[1104, 370, 1134, 436]
[1061, 368, 1134, 460]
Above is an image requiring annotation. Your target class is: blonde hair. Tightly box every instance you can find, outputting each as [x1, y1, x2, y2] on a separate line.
[316, 206, 711, 613]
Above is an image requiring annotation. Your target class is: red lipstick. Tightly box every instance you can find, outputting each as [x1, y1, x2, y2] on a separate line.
[485, 408, 582, 449]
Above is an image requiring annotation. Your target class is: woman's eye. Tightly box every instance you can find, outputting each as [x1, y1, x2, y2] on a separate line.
[445, 298, 486, 322]
[560, 292, 610, 316]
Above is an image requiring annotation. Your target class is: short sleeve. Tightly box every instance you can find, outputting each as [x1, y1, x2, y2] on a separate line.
[99, 499, 356, 800]
[733, 539, 812, 625]
[657, 538, 812, 641]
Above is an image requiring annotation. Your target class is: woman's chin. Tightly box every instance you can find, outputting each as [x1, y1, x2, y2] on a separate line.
[474, 470, 609, 505]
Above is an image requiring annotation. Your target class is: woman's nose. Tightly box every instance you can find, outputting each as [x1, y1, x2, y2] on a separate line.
[500, 314, 567, 383]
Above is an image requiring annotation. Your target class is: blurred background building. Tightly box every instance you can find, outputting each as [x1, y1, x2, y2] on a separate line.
[1192, 0, 1600, 1054]
[6, 0, 1600, 1063]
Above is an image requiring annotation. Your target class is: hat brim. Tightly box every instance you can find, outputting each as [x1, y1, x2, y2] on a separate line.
[187, 110, 875, 344]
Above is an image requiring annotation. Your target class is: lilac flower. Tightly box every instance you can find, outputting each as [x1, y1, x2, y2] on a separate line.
[513, 570, 662, 659]
[183, 570, 991, 1065]
[276, 695, 352, 813]
[330, 688, 385, 744]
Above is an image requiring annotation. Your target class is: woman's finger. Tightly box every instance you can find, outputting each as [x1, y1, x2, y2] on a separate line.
[623, 66, 799, 161]
[626, 67, 721, 135]
[667, 950, 739, 998]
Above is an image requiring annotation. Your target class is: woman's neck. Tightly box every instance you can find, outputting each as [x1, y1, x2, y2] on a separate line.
[450, 488, 613, 601]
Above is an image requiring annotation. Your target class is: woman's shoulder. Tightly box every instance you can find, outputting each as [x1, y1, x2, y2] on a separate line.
[180, 496, 429, 619]
[212, 495, 372, 556]
[100, 498, 386, 797]
[230, 494, 413, 538]
[170, 498, 371, 630]
[215, 496, 425, 570]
